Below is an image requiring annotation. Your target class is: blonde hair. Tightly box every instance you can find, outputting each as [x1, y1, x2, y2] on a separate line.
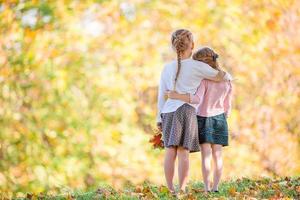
[171, 29, 193, 89]
[192, 47, 219, 69]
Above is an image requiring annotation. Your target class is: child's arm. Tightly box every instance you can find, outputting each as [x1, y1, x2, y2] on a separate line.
[224, 81, 233, 117]
[194, 60, 232, 82]
[157, 67, 168, 129]
[165, 91, 190, 103]
[213, 71, 233, 82]
[205, 67, 233, 82]
[208, 70, 227, 82]
[166, 81, 206, 104]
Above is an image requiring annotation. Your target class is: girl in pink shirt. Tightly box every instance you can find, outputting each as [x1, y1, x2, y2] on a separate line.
[166, 47, 233, 193]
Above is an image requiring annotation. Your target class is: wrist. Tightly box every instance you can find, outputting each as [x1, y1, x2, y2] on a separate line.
[170, 93, 178, 100]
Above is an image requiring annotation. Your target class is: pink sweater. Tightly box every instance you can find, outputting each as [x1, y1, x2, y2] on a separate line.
[190, 80, 232, 117]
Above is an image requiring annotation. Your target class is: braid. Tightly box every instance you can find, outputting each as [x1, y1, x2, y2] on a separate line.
[174, 50, 181, 89]
[171, 29, 193, 90]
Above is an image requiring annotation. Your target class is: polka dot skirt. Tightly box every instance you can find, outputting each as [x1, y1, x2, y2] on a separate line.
[161, 104, 200, 153]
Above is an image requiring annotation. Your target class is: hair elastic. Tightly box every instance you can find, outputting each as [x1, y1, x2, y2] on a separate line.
[213, 54, 219, 61]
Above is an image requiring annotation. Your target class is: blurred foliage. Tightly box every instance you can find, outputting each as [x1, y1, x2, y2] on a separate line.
[0, 0, 299, 198]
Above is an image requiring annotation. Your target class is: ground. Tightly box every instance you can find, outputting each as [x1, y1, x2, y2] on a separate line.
[11, 177, 300, 200]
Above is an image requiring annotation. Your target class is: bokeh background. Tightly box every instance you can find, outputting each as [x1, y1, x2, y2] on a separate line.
[1, 0, 299, 196]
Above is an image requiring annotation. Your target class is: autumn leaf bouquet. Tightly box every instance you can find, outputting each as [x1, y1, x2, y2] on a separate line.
[149, 126, 164, 149]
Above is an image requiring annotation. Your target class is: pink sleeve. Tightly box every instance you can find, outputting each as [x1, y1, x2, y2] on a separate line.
[224, 81, 233, 116]
[189, 80, 206, 104]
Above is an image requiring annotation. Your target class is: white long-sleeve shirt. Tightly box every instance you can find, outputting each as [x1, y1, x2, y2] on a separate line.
[157, 58, 232, 122]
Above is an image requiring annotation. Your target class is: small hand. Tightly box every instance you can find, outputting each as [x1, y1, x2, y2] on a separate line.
[165, 90, 178, 99]
[157, 122, 162, 132]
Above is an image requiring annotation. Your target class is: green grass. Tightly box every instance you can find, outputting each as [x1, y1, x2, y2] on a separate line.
[6, 177, 300, 200]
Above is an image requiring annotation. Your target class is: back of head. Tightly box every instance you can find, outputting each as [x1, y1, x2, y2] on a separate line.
[192, 47, 219, 69]
[171, 29, 193, 89]
[171, 29, 193, 54]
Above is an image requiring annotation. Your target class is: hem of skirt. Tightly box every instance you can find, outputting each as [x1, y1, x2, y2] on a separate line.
[199, 130, 228, 136]
[199, 131, 228, 146]
[199, 141, 229, 147]
[164, 144, 201, 153]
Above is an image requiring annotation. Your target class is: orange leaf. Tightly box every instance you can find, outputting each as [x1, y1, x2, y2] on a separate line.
[228, 186, 236, 196]
[149, 130, 164, 149]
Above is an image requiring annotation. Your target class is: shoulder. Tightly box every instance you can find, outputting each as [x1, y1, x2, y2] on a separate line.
[218, 80, 233, 91]
[163, 60, 176, 70]
[223, 80, 232, 86]
[161, 60, 176, 76]
[187, 59, 211, 68]
[201, 79, 214, 87]
[187, 59, 216, 75]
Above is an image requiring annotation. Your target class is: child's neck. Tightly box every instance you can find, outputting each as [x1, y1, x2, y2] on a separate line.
[181, 51, 191, 60]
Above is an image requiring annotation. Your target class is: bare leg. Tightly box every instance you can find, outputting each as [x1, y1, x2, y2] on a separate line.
[212, 144, 223, 191]
[177, 147, 190, 191]
[164, 147, 177, 192]
[201, 143, 212, 192]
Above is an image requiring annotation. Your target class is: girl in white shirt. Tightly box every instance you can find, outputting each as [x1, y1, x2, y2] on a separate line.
[157, 29, 231, 194]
